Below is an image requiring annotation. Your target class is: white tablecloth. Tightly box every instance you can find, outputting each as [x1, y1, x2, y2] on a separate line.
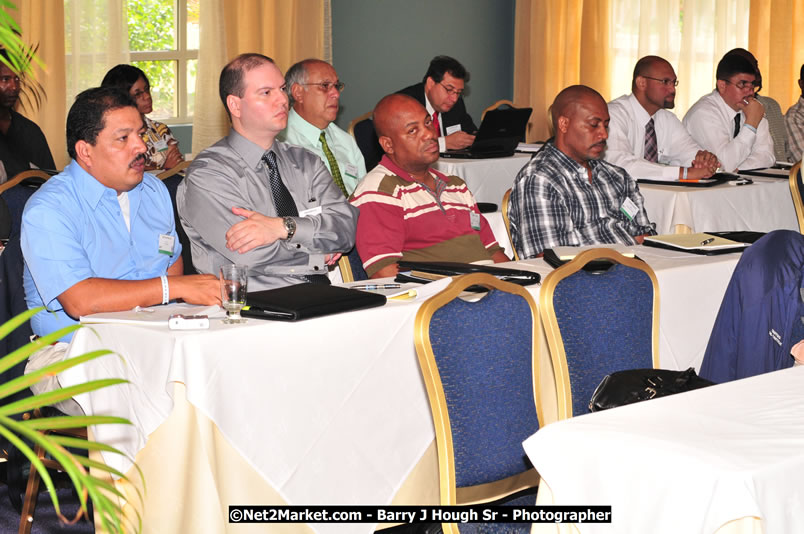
[59, 247, 740, 533]
[523, 366, 804, 534]
[639, 177, 798, 234]
[434, 153, 532, 206]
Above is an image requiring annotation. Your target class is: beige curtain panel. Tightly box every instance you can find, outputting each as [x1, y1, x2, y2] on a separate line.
[193, 0, 332, 154]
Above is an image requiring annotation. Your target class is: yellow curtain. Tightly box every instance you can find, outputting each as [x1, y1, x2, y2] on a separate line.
[14, 1, 68, 170]
[749, 0, 804, 111]
[192, 0, 331, 153]
[514, 0, 611, 142]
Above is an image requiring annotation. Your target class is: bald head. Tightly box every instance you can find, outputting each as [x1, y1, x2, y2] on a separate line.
[373, 93, 439, 172]
[631, 56, 677, 113]
[551, 85, 604, 133]
[552, 85, 609, 167]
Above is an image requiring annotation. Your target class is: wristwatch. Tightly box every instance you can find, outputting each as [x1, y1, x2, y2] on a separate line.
[282, 216, 297, 240]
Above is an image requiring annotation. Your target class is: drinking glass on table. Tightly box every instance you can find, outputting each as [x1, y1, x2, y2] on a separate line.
[220, 264, 248, 323]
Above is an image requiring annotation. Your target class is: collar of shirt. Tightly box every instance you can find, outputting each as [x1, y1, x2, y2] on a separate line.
[713, 89, 743, 121]
[379, 154, 449, 184]
[627, 93, 653, 128]
[544, 142, 601, 177]
[68, 159, 155, 210]
[287, 107, 330, 147]
[226, 129, 273, 170]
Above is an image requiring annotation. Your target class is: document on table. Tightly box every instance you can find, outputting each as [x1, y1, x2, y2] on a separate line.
[643, 233, 748, 251]
[80, 303, 225, 325]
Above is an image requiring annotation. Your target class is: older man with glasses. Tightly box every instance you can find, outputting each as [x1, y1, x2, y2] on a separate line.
[280, 59, 366, 196]
[606, 55, 719, 182]
[683, 53, 775, 172]
[397, 55, 477, 151]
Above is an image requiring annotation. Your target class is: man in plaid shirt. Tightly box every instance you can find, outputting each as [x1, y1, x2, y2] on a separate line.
[786, 64, 804, 163]
[510, 85, 656, 259]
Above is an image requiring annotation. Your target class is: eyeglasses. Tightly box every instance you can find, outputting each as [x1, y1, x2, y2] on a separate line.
[642, 76, 679, 87]
[439, 81, 464, 97]
[303, 81, 345, 93]
[724, 79, 759, 90]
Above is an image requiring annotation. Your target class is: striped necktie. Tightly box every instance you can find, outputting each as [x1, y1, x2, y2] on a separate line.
[319, 132, 347, 196]
[643, 118, 658, 162]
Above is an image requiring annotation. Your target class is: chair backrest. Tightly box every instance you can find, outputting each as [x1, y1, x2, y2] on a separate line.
[337, 246, 368, 283]
[540, 249, 660, 419]
[0, 169, 51, 195]
[156, 159, 192, 181]
[501, 188, 519, 261]
[481, 99, 515, 121]
[162, 174, 196, 274]
[414, 273, 542, 510]
[349, 111, 383, 171]
[788, 161, 803, 233]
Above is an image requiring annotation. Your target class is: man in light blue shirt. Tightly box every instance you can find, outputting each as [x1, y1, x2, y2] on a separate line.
[21, 87, 220, 412]
[279, 59, 366, 195]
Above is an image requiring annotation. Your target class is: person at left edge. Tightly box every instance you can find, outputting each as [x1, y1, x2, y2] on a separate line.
[21, 86, 221, 413]
[178, 53, 358, 291]
[279, 58, 366, 196]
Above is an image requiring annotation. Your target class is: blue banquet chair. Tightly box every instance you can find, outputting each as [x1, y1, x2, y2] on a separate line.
[788, 161, 803, 233]
[414, 273, 543, 534]
[540, 249, 660, 420]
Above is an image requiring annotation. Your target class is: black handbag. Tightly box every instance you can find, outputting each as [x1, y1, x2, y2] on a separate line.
[588, 367, 714, 412]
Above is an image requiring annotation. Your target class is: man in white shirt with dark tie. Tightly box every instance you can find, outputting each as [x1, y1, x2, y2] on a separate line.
[683, 53, 775, 172]
[606, 56, 719, 181]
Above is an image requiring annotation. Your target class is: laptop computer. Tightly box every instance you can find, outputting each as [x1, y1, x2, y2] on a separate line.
[440, 106, 533, 159]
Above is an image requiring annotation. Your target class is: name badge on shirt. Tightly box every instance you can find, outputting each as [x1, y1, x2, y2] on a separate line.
[620, 198, 638, 221]
[470, 211, 481, 230]
[344, 163, 358, 179]
[299, 206, 323, 218]
[446, 124, 462, 135]
[153, 137, 169, 153]
[158, 234, 175, 255]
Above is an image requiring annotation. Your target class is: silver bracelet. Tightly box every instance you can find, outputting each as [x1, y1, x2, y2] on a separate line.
[683, 167, 688, 180]
[161, 275, 169, 305]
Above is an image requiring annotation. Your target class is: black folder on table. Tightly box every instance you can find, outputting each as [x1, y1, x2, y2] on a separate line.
[637, 172, 739, 187]
[395, 261, 541, 286]
[241, 283, 387, 321]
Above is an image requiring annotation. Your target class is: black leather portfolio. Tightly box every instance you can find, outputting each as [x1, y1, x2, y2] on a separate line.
[241, 283, 387, 321]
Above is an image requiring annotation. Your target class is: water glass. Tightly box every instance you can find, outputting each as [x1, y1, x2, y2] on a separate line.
[220, 264, 248, 323]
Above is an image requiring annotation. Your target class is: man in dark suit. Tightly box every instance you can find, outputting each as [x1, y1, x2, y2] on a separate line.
[397, 55, 477, 151]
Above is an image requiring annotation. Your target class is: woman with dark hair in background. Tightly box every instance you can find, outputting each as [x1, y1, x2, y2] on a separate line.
[101, 64, 184, 171]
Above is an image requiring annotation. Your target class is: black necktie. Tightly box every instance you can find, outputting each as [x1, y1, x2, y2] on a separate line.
[262, 151, 330, 285]
[733, 114, 741, 138]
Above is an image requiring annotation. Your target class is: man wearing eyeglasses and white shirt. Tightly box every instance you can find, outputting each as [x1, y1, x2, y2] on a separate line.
[606, 56, 720, 182]
[279, 59, 366, 196]
[683, 53, 775, 172]
[397, 55, 477, 151]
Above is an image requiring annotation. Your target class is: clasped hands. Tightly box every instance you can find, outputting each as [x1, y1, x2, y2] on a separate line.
[684, 150, 721, 180]
[225, 207, 340, 265]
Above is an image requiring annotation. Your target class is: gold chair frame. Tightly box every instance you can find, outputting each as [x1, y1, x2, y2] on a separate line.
[414, 273, 543, 533]
[501, 188, 519, 261]
[481, 99, 515, 122]
[788, 161, 803, 233]
[156, 159, 192, 181]
[337, 254, 355, 283]
[539, 249, 661, 421]
[347, 110, 372, 138]
[0, 169, 51, 195]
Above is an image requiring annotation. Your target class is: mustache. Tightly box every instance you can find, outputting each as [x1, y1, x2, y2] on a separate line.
[129, 153, 146, 168]
[592, 140, 607, 149]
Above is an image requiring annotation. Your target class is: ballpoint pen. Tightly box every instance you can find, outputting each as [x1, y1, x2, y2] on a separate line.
[352, 284, 402, 290]
[700, 238, 715, 246]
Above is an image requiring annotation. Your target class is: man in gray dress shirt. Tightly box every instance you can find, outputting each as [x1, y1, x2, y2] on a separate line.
[177, 53, 358, 290]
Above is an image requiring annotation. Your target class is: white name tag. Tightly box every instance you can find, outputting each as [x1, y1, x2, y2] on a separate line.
[299, 206, 323, 218]
[445, 124, 462, 135]
[153, 138, 169, 152]
[470, 211, 481, 230]
[620, 197, 638, 221]
[344, 163, 358, 178]
[158, 234, 175, 255]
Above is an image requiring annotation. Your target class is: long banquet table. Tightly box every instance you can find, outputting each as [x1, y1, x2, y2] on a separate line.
[434, 155, 798, 235]
[524, 365, 804, 534]
[60, 247, 742, 534]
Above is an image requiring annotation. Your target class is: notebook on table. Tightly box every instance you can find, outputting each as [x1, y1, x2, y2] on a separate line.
[439, 107, 533, 159]
[241, 283, 387, 321]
